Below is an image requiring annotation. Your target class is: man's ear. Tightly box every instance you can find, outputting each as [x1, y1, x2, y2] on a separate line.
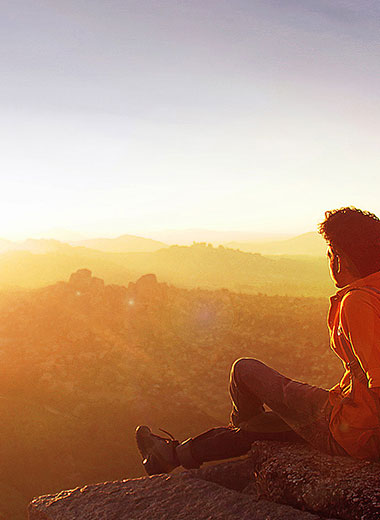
[334, 255, 341, 274]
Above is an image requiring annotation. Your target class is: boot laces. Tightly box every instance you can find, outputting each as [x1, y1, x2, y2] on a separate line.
[156, 428, 177, 442]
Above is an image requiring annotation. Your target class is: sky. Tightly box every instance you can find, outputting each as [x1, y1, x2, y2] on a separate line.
[1, 0, 379, 240]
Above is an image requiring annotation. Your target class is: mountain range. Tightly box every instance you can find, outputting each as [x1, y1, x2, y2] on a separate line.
[0, 235, 167, 254]
[0, 231, 325, 256]
[0, 242, 333, 297]
[225, 232, 326, 256]
[72, 234, 167, 253]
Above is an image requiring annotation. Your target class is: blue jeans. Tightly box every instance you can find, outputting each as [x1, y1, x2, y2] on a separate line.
[188, 358, 347, 466]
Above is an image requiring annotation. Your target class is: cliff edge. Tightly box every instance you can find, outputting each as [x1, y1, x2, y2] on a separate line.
[28, 441, 380, 520]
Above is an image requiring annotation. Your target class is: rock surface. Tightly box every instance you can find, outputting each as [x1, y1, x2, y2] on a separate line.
[28, 441, 380, 520]
[246, 441, 380, 520]
[28, 471, 321, 520]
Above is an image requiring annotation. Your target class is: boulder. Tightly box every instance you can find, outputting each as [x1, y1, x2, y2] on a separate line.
[68, 269, 93, 289]
[127, 273, 166, 304]
[28, 471, 321, 520]
[246, 441, 380, 520]
[27, 441, 380, 520]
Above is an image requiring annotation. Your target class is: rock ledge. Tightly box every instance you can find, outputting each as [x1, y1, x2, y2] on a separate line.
[28, 441, 380, 520]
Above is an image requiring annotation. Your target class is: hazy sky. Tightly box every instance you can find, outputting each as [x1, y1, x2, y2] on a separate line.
[1, 0, 379, 239]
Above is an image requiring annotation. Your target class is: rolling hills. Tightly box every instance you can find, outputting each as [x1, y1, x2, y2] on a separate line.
[0, 242, 333, 297]
[225, 231, 326, 256]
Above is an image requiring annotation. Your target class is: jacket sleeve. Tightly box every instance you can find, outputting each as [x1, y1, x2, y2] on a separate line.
[340, 290, 380, 388]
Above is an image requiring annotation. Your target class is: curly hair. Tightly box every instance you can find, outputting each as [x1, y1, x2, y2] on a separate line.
[318, 206, 380, 278]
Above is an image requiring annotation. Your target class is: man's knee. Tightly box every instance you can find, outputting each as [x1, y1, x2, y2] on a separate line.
[230, 357, 263, 381]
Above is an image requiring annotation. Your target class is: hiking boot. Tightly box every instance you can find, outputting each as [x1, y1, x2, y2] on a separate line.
[135, 425, 180, 475]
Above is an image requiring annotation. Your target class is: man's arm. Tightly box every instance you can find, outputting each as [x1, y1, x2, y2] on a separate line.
[340, 290, 380, 388]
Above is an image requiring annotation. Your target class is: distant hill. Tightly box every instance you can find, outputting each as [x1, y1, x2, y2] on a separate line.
[0, 238, 13, 253]
[1, 231, 326, 256]
[146, 229, 291, 245]
[0, 242, 333, 297]
[73, 234, 167, 253]
[117, 243, 333, 296]
[0, 248, 133, 289]
[33, 228, 89, 242]
[0, 235, 167, 255]
[19, 239, 73, 254]
[0, 238, 73, 254]
[225, 232, 326, 256]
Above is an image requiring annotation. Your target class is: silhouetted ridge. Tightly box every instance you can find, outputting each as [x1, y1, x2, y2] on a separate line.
[74, 234, 168, 253]
[225, 232, 326, 256]
[0, 240, 333, 296]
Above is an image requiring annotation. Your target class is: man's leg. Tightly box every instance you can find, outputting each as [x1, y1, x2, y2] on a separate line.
[178, 357, 344, 468]
[229, 357, 330, 440]
[136, 357, 346, 474]
[186, 423, 304, 466]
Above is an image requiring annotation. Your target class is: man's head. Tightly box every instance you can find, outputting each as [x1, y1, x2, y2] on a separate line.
[318, 207, 380, 288]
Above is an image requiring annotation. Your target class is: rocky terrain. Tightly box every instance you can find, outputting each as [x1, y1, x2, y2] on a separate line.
[0, 269, 343, 519]
[28, 441, 380, 519]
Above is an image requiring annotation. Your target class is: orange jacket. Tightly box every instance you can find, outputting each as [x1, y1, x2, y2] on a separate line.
[328, 270, 380, 460]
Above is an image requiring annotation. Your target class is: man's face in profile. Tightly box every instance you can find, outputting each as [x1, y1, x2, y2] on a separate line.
[327, 246, 342, 287]
[327, 245, 356, 288]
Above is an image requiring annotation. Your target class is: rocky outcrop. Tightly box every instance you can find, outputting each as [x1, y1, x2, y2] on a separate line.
[28, 441, 380, 520]
[246, 441, 380, 520]
[28, 471, 321, 520]
[67, 268, 127, 308]
[69, 268, 105, 291]
[192, 442, 380, 519]
[127, 273, 168, 304]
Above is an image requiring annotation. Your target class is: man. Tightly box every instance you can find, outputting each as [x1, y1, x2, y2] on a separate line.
[136, 207, 380, 474]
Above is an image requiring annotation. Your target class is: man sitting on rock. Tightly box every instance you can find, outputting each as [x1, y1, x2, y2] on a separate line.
[136, 207, 380, 474]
